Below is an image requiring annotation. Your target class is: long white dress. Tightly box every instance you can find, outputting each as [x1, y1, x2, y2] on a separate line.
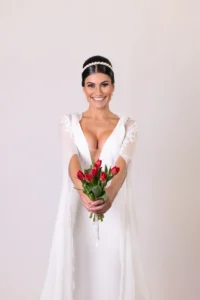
[40, 112, 150, 300]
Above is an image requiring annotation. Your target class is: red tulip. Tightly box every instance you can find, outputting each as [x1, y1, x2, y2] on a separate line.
[85, 173, 93, 182]
[111, 166, 120, 175]
[100, 172, 107, 182]
[77, 170, 85, 180]
[95, 159, 102, 167]
[89, 168, 98, 177]
[93, 163, 99, 170]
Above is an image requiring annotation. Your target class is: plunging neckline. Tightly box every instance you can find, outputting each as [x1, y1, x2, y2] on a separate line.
[77, 112, 123, 162]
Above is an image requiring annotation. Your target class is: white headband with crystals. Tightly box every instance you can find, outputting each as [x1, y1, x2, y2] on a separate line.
[82, 61, 113, 73]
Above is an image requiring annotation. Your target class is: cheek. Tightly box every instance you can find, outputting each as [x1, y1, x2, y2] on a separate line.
[84, 88, 92, 96]
[105, 87, 113, 95]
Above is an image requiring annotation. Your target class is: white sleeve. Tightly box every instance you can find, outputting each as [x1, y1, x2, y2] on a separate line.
[119, 118, 138, 165]
[59, 113, 78, 163]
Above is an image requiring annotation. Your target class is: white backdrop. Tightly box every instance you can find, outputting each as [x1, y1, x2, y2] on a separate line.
[1, 0, 200, 299]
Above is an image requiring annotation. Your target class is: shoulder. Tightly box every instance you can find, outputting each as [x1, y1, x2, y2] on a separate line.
[60, 112, 80, 123]
[59, 112, 81, 135]
[122, 117, 138, 144]
[124, 116, 138, 129]
[59, 113, 75, 134]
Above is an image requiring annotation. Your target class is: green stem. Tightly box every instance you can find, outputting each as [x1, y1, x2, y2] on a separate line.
[73, 187, 83, 191]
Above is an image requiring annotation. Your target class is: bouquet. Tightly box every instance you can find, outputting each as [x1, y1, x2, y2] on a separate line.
[75, 159, 120, 222]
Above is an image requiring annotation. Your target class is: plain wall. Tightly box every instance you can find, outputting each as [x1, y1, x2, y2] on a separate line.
[1, 0, 200, 299]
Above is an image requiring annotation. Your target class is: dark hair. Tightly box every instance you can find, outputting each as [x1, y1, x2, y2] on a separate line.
[81, 55, 115, 86]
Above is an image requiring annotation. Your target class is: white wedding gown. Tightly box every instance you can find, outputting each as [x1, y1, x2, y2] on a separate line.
[40, 112, 150, 300]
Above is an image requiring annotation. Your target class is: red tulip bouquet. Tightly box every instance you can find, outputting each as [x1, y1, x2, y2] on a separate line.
[75, 159, 120, 222]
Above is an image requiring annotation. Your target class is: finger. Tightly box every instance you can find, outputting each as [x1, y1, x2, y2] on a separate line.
[82, 195, 94, 205]
[92, 200, 105, 206]
[82, 198, 93, 206]
[81, 200, 92, 210]
[90, 204, 106, 212]
[85, 205, 92, 212]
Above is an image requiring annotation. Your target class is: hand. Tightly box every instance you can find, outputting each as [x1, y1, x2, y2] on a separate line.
[89, 187, 115, 215]
[79, 191, 104, 213]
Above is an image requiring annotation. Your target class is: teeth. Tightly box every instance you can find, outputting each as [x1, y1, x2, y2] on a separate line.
[93, 97, 105, 101]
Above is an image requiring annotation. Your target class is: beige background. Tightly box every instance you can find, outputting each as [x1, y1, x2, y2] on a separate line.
[1, 0, 200, 299]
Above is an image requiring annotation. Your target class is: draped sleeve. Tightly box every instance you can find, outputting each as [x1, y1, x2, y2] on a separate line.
[40, 113, 79, 300]
[118, 118, 151, 300]
[59, 113, 78, 164]
[119, 118, 138, 165]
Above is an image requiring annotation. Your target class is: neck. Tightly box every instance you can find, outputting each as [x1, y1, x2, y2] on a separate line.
[83, 107, 112, 120]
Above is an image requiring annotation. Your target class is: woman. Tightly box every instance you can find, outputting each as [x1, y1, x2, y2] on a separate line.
[40, 55, 150, 300]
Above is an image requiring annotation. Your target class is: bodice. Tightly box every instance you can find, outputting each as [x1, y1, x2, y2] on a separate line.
[72, 113, 127, 168]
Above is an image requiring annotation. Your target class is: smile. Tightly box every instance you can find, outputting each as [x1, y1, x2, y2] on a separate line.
[92, 97, 106, 101]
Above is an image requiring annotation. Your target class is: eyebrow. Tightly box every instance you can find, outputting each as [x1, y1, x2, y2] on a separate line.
[86, 80, 110, 84]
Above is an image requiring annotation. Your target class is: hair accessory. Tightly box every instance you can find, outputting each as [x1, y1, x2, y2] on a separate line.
[82, 61, 113, 73]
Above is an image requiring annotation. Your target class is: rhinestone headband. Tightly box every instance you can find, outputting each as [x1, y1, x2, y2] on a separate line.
[82, 61, 113, 73]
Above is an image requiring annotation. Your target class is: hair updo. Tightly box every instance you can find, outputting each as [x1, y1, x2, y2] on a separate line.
[81, 55, 115, 87]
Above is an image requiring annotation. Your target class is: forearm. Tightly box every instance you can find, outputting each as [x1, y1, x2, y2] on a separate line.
[107, 156, 128, 201]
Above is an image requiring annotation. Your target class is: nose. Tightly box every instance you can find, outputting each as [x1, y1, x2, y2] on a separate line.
[95, 85, 103, 96]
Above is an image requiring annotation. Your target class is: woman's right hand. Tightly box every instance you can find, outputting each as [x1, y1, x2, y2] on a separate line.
[79, 192, 104, 213]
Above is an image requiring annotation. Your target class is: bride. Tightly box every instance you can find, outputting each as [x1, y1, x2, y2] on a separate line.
[40, 55, 150, 300]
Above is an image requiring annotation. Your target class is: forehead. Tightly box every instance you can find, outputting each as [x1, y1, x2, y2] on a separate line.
[85, 73, 111, 83]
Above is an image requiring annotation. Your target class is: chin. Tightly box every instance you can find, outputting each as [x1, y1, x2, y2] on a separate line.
[93, 100, 110, 107]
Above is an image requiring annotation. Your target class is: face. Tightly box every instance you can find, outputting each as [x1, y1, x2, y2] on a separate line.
[82, 73, 115, 108]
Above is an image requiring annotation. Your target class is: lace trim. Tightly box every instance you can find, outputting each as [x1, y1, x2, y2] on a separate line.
[119, 119, 138, 154]
[60, 114, 74, 139]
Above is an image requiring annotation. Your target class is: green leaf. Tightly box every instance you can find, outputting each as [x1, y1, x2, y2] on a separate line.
[100, 191, 107, 201]
[93, 177, 98, 185]
[105, 164, 108, 174]
[107, 174, 113, 182]
[88, 191, 95, 200]
[97, 167, 102, 178]
[91, 185, 103, 198]
[84, 185, 90, 194]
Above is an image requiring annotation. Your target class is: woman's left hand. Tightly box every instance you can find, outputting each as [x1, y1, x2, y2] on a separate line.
[89, 187, 115, 215]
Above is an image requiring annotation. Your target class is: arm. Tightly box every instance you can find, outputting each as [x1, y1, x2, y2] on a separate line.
[90, 118, 138, 215]
[105, 156, 127, 201]
[107, 118, 138, 201]
[60, 114, 102, 211]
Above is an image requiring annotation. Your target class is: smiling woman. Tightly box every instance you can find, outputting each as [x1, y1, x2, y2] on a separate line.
[82, 64, 115, 110]
[82, 72, 114, 111]
[40, 55, 150, 300]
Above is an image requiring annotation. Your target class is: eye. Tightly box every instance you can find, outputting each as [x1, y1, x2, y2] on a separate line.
[102, 83, 109, 87]
[87, 84, 95, 88]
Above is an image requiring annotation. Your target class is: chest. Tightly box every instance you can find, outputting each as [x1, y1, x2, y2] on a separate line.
[79, 118, 120, 150]
[73, 114, 126, 166]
